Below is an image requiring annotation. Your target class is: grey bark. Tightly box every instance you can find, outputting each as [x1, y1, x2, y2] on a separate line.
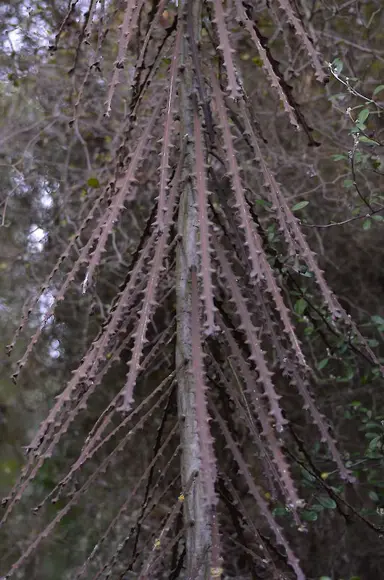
[176, 1, 213, 578]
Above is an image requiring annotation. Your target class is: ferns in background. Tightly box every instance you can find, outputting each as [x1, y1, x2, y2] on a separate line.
[1, 0, 384, 579]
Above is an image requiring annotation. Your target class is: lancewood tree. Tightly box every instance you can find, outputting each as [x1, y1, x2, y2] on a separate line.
[1, 1, 384, 579]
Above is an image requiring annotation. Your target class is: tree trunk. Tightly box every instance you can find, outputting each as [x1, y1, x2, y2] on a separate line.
[176, 1, 213, 578]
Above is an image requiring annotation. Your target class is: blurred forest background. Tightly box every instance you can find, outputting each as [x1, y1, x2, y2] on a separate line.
[0, 1, 384, 579]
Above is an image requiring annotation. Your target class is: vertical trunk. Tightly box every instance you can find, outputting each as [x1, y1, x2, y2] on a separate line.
[176, 1, 212, 578]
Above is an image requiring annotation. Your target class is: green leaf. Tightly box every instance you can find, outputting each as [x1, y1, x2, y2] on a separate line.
[373, 84, 384, 96]
[364, 429, 377, 438]
[319, 576, 332, 580]
[294, 298, 307, 316]
[251, 56, 263, 67]
[343, 179, 354, 189]
[335, 366, 354, 382]
[331, 58, 343, 75]
[301, 467, 316, 482]
[332, 154, 347, 161]
[357, 108, 370, 124]
[87, 177, 100, 188]
[317, 358, 329, 370]
[300, 269, 313, 278]
[359, 135, 377, 145]
[364, 422, 382, 430]
[311, 504, 325, 512]
[255, 198, 272, 208]
[351, 125, 361, 134]
[369, 490, 379, 502]
[301, 510, 318, 521]
[363, 219, 371, 231]
[368, 435, 382, 451]
[272, 506, 288, 516]
[292, 201, 309, 212]
[371, 315, 384, 326]
[317, 495, 337, 509]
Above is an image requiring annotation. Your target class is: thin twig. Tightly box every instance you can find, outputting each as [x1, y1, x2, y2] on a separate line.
[301, 205, 384, 228]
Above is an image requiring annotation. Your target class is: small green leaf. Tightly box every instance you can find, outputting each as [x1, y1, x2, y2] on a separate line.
[350, 401, 361, 407]
[343, 179, 354, 189]
[294, 298, 307, 316]
[364, 422, 382, 431]
[317, 495, 337, 509]
[363, 219, 371, 231]
[357, 108, 370, 124]
[251, 56, 263, 67]
[359, 135, 377, 145]
[317, 358, 329, 370]
[300, 270, 313, 278]
[336, 367, 354, 382]
[351, 125, 361, 134]
[301, 510, 318, 521]
[272, 506, 288, 516]
[311, 504, 325, 512]
[363, 421, 381, 429]
[368, 435, 382, 450]
[301, 468, 316, 482]
[332, 154, 347, 161]
[369, 490, 379, 502]
[255, 198, 272, 208]
[87, 177, 100, 188]
[292, 201, 309, 212]
[331, 58, 343, 75]
[373, 84, 384, 96]
[319, 577, 332, 580]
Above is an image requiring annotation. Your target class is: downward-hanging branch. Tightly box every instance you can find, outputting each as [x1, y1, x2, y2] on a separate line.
[2, 1, 382, 579]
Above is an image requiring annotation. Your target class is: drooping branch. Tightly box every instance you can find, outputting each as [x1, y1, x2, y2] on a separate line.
[175, 2, 218, 577]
